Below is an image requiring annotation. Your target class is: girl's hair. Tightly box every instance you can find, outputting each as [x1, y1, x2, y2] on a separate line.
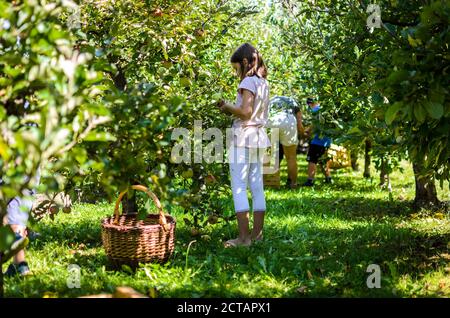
[230, 43, 267, 79]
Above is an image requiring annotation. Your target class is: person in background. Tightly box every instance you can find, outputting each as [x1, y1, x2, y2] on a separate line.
[303, 97, 332, 186]
[2, 169, 40, 276]
[267, 96, 304, 189]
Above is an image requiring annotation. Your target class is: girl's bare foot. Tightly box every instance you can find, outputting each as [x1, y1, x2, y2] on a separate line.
[224, 237, 251, 248]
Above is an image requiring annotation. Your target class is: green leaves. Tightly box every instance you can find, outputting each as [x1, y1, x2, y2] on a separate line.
[424, 101, 444, 120]
[347, 126, 362, 135]
[0, 226, 15, 252]
[354, 45, 361, 59]
[413, 103, 427, 123]
[84, 131, 117, 142]
[179, 77, 191, 87]
[387, 70, 409, 85]
[257, 256, 267, 273]
[407, 34, 422, 47]
[273, 0, 450, 187]
[0, 0, 112, 221]
[385, 102, 403, 125]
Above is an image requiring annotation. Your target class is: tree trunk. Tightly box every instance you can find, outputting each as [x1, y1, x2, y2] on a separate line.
[111, 64, 137, 213]
[379, 158, 392, 193]
[413, 163, 439, 208]
[379, 158, 388, 187]
[363, 139, 372, 178]
[350, 150, 359, 171]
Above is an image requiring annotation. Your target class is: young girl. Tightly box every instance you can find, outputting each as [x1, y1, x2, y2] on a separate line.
[217, 43, 270, 247]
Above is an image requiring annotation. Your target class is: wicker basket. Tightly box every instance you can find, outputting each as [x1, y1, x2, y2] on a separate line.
[263, 169, 281, 188]
[263, 154, 281, 188]
[101, 185, 176, 268]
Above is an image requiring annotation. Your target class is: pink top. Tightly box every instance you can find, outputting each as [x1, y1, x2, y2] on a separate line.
[232, 76, 271, 148]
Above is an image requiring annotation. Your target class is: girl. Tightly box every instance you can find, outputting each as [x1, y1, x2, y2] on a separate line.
[217, 43, 270, 247]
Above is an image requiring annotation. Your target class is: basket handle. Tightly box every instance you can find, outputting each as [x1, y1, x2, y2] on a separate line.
[113, 185, 169, 230]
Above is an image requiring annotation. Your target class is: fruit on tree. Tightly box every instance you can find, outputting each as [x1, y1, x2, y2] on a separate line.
[205, 174, 217, 185]
[49, 204, 59, 214]
[195, 29, 205, 37]
[182, 169, 194, 178]
[180, 77, 191, 87]
[162, 61, 172, 68]
[207, 215, 218, 224]
[153, 8, 163, 17]
[211, 93, 222, 103]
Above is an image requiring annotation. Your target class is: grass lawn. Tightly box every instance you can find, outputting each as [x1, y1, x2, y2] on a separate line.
[4, 155, 449, 298]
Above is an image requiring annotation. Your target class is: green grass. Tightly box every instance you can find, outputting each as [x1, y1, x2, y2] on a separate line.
[4, 155, 449, 298]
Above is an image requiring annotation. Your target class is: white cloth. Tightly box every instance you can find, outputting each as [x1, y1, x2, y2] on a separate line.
[232, 76, 271, 149]
[228, 146, 266, 213]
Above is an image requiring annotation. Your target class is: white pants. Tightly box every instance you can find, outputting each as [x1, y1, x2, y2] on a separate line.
[228, 146, 266, 213]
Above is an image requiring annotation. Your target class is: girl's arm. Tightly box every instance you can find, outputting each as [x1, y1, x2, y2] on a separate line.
[219, 89, 254, 121]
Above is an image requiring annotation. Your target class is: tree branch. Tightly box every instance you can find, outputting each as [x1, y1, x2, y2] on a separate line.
[381, 17, 419, 27]
[57, 116, 110, 156]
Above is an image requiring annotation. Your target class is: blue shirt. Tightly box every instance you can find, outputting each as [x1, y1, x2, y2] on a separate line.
[309, 105, 332, 147]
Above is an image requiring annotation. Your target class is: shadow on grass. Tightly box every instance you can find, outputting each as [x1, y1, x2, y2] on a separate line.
[267, 196, 415, 219]
[29, 219, 103, 250]
[21, 196, 449, 298]
[267, 177, 382, 196]
[173, 197, 450, 297]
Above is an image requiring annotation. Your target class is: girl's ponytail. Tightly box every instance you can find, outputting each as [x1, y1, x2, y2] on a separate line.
[255, 50, 267, 79]
[230, 43, 268, 79]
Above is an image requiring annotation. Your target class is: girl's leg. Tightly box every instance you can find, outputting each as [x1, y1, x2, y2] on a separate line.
[226, 146, 251, 247]
[249, 149, 266, 241]
[232, 212, 251, 246]
[252, 211, 265, 241]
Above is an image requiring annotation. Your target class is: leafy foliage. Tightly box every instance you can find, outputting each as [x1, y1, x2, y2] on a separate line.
[270, 0, 449, 200]
[0, 0, 111, 246]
